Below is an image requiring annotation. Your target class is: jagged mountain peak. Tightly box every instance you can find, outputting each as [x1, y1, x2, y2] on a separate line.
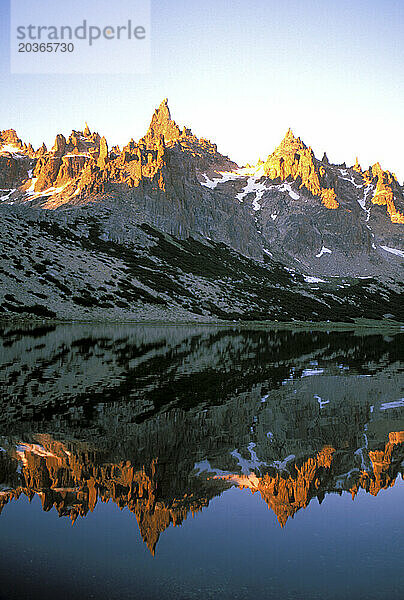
[36, 142, 47, 157]
[277, 128, 307, 151]
[141, 98, 183, 148]
[159, 97, 170, 112]
[369, 161, 399, 185]
[372, 161, 383, 174]
[364, 161, 404, 223]
[0, 128, 21, 145]
[47, 126, 102, 158]
[0, 128, 35, 158]
[353, 156, 362, 173]
[284, 127, 297, 140]
[261, 129, 338, 209]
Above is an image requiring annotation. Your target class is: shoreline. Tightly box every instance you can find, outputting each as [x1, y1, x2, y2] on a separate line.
[1, 316, 403, 333]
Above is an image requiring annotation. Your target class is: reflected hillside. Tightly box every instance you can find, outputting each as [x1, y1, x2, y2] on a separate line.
[0, 323, 402, 425]
[0, 325, 403, 553]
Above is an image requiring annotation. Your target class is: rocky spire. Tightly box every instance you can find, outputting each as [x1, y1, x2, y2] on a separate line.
[83, 122, 91, 137]
[142, 98, 182, 148]
[278, 128, 305, 148]
[284, 127, 296, 140]
[97, 136, 109, 169]
[51, 133, 66, 157]
[353, 156, 362, 173]
[35, 142, 47, 158]
[322, 152, 329, 164]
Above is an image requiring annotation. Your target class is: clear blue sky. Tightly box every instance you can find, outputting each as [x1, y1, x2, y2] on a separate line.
[0, 0, 403, 181]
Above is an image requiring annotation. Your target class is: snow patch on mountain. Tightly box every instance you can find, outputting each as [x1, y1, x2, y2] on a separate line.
[0, 144, 25, 158]
[379, 398, 404, 410]
[271, 454, 295, 472]
[0, 188, 16, 201]
[236, 175, 267, 210]
[339, 168, 363, 189]
[25, 182, 69, 200]
[25, 178, 38, 195]
[193, 460, 231, 477]
[380, 246, 404, 258]
[278, 181, 300, 200]
[360, 184, 374, 220]
[302, 368, 324, 377]
[304, 276, 326, 284]
[201, 171, 242, 189]
[316, 246, 332, 258]
[64, 152, 90, 158]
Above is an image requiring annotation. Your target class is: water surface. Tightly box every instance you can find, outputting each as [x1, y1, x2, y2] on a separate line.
[0, 324, 403, 599]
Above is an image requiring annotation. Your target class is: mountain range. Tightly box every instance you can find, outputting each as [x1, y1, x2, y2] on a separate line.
[0, 99, 403, 322]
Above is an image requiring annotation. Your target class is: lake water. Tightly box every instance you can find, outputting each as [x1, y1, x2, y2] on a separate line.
[0, 324, 403, 600]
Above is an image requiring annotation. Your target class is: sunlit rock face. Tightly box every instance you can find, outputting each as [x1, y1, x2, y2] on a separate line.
[0, 325, 403, 553]
[141, 98, 182, 147]
[365, 162, 404, 224]
[0, 129, 35, 157]
[32, 126, 103, 194]
[262, 129, 338, 209]
[13, 99, 237, 210]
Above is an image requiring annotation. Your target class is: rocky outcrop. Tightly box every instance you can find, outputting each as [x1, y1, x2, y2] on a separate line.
[35, 142, 48, 158]
[0, 128, 34, 157]
[97, 136, 109, 169]
[353, 156, 362, 173]
[0, 129, 35, 190]
[363, 162, 404, 224]
[51, 133, 66, 157]
[32, 127, 107, 193]
[0, 128, 23, 150]
[141, 98, 182, 148]
[0, 155, 31, 189]
[263, 129, 339, 209]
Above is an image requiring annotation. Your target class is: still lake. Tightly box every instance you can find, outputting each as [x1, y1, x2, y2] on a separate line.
[0, 324, 403, 600]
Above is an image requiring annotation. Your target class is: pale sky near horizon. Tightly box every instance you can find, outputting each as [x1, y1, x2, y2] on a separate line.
[0, 0, 403, 181]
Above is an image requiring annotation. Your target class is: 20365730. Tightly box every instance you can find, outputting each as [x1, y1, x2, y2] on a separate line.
[18, 42, 74, 52]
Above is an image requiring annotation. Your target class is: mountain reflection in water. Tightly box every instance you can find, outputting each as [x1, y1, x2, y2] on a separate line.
[1, 324, 403, 559]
